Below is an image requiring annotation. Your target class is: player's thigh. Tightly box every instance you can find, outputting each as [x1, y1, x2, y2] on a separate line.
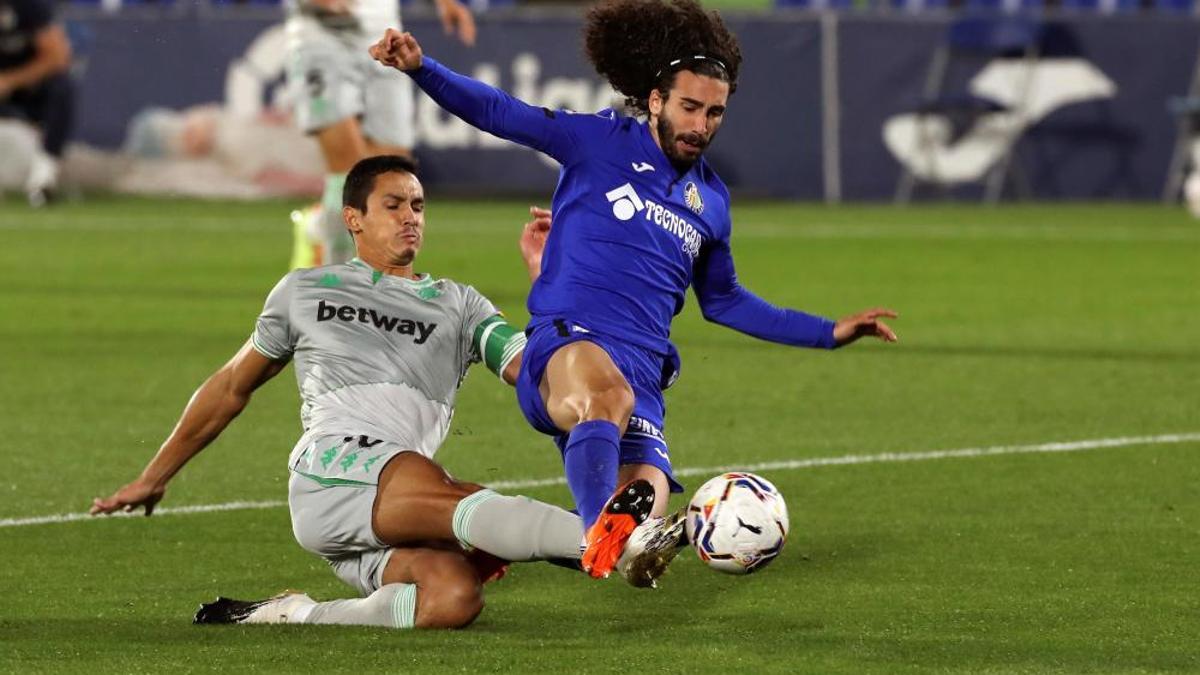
[380, 546, 483, 629]
[542, 340, 635, 432]
[371, 451, 484, 545]
[315, 117, 370, 173]
[618, 462, 671, 517]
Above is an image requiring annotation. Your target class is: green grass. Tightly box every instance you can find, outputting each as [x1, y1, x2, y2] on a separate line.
[1, 197, 1198, 673]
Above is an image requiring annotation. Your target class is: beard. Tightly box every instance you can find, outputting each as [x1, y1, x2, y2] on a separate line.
[656, 115, 712, 173]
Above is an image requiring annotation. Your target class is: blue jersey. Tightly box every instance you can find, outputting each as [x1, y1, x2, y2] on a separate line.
[410, 57, 837, 357]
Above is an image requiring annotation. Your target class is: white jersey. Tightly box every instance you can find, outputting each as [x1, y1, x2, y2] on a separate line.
[251, 259, 498, 471]
[284, 0, 400, 52]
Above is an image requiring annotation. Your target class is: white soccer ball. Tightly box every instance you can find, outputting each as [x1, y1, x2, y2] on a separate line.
[686, 472, 789, 575]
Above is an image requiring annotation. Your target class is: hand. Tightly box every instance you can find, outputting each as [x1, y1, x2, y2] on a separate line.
[435, 0, 477, 47]
[833, 307, 899, 347]
[0, 74, 15, 100]
[90, 477, 166, 517]
[519, 205, 551, 281]
[369, 29, 423, 72]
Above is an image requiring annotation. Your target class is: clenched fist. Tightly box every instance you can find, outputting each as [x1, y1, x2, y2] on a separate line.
[369, 28, 424, 72]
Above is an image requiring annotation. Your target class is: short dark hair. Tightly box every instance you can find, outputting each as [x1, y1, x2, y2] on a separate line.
[343, 155, 420, 213]
[584, 0, 742, 116]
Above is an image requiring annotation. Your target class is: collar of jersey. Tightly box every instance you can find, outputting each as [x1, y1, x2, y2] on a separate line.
[349, 258, 434, 287]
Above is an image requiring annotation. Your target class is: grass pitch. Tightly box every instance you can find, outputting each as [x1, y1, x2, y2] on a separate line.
[0, 197, 1197, 673]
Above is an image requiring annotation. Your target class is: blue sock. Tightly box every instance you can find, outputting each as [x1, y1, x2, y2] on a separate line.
[562, 420, 621, 529]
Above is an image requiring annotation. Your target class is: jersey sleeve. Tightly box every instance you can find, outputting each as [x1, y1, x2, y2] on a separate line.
[692, 236, 837, 349]
[408, 56, 617, 166]
[251, 273, 298, 361]
[461, 286, 526, 379]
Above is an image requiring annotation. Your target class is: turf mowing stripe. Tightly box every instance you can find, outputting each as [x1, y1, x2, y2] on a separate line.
[3, 432, 1197, 529]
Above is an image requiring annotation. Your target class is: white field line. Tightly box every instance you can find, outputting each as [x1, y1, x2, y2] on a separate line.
[3, 432, 1197, 529]
[0, 500, 284, 528]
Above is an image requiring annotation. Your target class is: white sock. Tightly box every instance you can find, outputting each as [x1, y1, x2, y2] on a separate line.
[301, 583, 416, 629]
[25, 150, 59, 193]
[452, 489, 585, 561]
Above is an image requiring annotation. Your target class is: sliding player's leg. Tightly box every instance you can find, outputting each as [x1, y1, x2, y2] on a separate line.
[370, 451, 584, 563]
[194, 545, 483, 629]
[298, 546, 483, 629]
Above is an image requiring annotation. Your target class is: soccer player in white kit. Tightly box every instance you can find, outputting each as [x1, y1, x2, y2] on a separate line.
[90, 156, 656, 630]
[286, 0, 476, 268]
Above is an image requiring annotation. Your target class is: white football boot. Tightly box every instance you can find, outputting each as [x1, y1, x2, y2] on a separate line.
[194, 591, 315, 625]
[616, 507, 688, 589]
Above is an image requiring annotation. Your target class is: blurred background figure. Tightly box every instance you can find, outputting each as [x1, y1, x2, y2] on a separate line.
[1183, 140, 1200, 217]
[64, 102, 326, 199]
[0, 0, 73, 206]
[284, 0, 478, 269]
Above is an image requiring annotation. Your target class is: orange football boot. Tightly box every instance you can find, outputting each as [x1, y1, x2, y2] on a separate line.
[581, 479, 656, 579]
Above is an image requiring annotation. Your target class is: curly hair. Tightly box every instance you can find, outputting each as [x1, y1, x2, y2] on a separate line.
[584, 0, 742, 116]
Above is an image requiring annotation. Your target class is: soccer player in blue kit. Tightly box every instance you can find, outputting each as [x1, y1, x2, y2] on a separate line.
[369, 0, 899, 585]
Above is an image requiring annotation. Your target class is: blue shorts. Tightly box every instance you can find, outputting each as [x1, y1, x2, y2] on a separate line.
[516, 318, 684, 493]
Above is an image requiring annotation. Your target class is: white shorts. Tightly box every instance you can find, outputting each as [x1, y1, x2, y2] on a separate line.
[287, 434, 414, 595]
[287, 35, 414, 148]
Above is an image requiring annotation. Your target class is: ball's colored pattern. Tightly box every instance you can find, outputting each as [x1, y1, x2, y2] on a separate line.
[686, 472, 790, 574]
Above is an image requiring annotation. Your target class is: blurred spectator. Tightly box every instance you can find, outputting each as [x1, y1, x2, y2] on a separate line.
[1184, 140, 1200, 218]
[0, 0, 73, 206]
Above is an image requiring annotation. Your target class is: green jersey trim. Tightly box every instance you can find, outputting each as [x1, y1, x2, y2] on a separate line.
[472, 314, 526, 379]
[292, 469, 374, 488]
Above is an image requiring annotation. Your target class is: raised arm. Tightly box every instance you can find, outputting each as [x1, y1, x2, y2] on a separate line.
[369, 29, 583, 163]
[90, 341, 287, 516]
[693, 240, 898, 348]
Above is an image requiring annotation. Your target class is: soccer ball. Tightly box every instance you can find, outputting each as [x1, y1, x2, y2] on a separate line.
[686, 472, 789, 575]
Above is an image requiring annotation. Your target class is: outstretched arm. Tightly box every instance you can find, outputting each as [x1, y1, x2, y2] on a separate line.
[693, 241, 898, 349]
[369, 29, 580, 162]
[90, 341, 287, 516]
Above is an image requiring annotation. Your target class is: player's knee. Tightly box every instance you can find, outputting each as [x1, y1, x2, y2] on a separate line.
[583, 381, 635, 426]
[564, 374, 638, 422]
[417, 573, 483, 629]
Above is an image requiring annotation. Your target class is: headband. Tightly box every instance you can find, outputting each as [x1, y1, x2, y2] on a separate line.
[653, 54, 729, 81]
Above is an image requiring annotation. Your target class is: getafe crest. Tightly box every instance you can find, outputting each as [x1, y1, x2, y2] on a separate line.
[684, 182, 704, 214]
